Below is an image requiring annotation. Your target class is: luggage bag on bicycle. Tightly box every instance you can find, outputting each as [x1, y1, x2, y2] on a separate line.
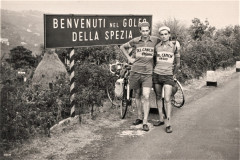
[114, 78, 124, 98]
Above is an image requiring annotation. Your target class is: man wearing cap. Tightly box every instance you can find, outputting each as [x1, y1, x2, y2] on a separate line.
[153, 26, 180, 133]
[120, 21, 160, 131]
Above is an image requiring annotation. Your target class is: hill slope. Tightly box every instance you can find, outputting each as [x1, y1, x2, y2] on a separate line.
[1, 9, 44, 59]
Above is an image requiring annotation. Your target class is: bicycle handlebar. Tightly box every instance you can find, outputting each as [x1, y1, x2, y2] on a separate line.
[109, 61, 132, 76]
[109, 63, 123, 74]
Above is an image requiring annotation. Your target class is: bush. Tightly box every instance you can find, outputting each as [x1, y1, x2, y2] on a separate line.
[178, 25, 239, 82]
[1, 44, 123, 149]
[1, 65, 70, 149]
[65, 45, 125, 114]
[6, 46, 37, 69]
[74, 62, 116, 114]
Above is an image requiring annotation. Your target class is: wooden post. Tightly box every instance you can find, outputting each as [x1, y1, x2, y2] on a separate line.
[70, 49, 76, 117]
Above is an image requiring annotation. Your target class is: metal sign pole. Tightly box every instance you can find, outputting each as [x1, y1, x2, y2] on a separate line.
[70, 48, 76, 117]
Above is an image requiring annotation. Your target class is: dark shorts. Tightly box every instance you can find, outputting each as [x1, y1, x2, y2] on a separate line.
[153, 73, 175, 86]
[129, 72, 152, 90]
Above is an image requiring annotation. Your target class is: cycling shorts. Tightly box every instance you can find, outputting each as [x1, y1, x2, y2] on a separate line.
[153, 73, 175, 86]
[129, 72, 152, 90]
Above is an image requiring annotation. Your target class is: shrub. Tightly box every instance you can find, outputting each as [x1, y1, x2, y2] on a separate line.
[74, 62, 116, 114]
[179, 34, 236, 82]
[1, 65, 70, 149]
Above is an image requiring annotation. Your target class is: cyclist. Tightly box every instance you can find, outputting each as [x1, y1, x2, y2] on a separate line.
[120, 21, 160, 131]
[153, 26, 180, 133]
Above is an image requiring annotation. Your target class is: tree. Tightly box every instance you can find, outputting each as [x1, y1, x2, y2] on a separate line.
[189, 18, 215, 41]
[232, 25, 240, 57]
[214, 25, 240, 58]
[7, 46, 36, 69]
[74, 45, 126, 65]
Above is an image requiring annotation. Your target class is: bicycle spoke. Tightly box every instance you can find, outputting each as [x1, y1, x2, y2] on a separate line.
[171, 80, 185, 108]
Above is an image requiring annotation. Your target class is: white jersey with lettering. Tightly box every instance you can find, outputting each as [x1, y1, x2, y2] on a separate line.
[127, 36, 160, 74]
[154, 41, 180, 75]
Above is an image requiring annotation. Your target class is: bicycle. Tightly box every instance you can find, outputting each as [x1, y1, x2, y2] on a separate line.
[107, 61, 132, 119]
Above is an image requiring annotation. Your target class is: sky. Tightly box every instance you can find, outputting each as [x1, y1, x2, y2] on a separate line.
[1, 0, 240, 29]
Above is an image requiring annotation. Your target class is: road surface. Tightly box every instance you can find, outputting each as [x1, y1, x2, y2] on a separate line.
[103, 73, 239, 160]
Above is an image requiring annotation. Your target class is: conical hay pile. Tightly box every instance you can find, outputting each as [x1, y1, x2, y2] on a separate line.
[32, 52, 69, 89]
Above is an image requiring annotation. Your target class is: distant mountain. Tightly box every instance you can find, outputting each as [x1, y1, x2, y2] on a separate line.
[1, 9, 44, 60]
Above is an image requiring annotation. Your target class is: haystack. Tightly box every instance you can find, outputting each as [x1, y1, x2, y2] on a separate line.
[32, 50, 69, 89]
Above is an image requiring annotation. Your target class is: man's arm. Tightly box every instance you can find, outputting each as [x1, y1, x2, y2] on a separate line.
[120, 43, 135, 64]
[173, 56, 180, 79]
[153, 46, 157, 68]
[173, 45, 180, 79]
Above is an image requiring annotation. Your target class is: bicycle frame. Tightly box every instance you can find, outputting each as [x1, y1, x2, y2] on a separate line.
[123, 72, 131, 100]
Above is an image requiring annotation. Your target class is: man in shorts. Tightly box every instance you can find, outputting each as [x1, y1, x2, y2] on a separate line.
[153, 26, 180, 133]
[120, 21, 160, 131]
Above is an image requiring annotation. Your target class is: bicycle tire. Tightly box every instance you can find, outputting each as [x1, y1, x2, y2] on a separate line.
[120, 81, 129, 119]
[171, 80, 185, 108]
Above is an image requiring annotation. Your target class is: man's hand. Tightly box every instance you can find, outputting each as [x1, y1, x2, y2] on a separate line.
[128, 57, 135, 64]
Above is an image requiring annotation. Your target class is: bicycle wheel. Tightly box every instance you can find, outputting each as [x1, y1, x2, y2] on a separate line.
[120, 82, 129, 119]
[171, 80, 185, 108]
[106, 77, 121, 107]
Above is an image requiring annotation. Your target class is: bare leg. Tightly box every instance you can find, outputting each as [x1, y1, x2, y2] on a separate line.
[134, 88, 142, 120]
[142, 87, 151, 124]
[164, 84, 173, 127]
[154, 84, 164, 122]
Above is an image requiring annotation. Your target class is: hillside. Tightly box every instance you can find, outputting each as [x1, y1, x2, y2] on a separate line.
[1, 9, 44, 59]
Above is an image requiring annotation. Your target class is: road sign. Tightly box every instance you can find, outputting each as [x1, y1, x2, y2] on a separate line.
[44, 14, 152, 48]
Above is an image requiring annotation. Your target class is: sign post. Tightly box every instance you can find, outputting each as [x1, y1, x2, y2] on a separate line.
[44, 14, 152, 117]
[69, 49, 75, 117]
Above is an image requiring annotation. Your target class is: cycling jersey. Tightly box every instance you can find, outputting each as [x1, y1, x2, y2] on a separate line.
[154, 41, 180, 75]
[126, 36, 160, 74]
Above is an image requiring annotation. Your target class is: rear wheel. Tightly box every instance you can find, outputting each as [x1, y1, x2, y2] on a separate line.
[171, 80, 185, 108]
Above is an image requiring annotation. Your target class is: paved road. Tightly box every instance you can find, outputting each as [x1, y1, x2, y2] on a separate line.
[104, 74, 239, 160]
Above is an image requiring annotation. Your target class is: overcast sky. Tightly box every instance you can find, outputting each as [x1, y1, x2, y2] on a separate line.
[1, 0, 239, 29]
